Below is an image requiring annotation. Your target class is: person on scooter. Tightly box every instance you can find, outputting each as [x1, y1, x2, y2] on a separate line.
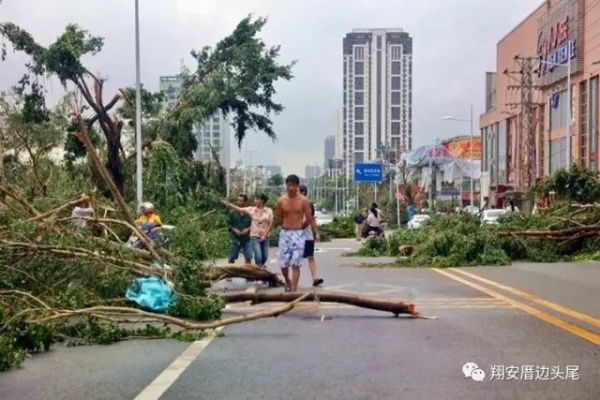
[135, 202, 163, 241]
[364, 203, 385, 238]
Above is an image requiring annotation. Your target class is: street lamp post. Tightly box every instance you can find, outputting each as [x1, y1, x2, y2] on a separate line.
[539, 58, 572, 171]
[134, 0, 143, 206]
[442, 105, 475, 207]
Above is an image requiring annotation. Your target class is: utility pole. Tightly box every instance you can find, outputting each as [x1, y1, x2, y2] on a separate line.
[505, 56, 544, 189]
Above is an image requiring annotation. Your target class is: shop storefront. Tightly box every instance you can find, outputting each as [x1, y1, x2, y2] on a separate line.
[480, 0, 600, 207]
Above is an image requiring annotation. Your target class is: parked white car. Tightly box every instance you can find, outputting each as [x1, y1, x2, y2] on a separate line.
[463, 205, 480, 216]
[314, 211, 333, 227]
[407, 214, 431, 230]
[480, 209, 507, 225]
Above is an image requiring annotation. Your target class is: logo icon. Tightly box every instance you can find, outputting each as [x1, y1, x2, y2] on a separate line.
[462, 362, 486, 382]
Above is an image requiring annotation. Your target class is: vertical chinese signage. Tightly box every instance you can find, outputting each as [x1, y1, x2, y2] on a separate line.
[536, 0, 583, 87]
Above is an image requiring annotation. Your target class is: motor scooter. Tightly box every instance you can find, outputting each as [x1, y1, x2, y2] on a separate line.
[126, 224, 175, 249]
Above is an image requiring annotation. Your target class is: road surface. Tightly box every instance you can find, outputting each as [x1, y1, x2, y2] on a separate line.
[1, 239, 599, 400]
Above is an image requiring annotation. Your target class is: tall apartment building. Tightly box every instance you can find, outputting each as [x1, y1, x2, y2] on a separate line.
[304, 165, 322, 180]
[159, 75, 231, 168]
[342, 28, 413, 177]
[324, 135, 335, 168]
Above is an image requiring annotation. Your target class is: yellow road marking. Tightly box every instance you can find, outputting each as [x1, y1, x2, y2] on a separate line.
[433, 269, 600, 345]
[449, 268, 600, 330]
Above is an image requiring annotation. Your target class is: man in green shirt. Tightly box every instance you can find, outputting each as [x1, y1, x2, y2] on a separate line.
[228, 194, 253, 264]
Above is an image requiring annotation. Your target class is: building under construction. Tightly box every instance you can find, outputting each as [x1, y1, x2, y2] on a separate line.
[479, 0, 600, 209]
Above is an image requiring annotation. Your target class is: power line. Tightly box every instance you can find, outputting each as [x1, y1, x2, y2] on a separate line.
[504, 56, 545, 189]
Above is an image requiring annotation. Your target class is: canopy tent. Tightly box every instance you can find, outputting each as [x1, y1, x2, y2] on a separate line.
[401, 144, 481, 188]
[402, 144, 455, 168]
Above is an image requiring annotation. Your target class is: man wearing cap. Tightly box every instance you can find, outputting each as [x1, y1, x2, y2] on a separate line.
[299, 184, 323, 287]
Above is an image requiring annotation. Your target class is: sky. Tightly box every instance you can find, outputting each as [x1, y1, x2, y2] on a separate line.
[1, 0, 542, 176]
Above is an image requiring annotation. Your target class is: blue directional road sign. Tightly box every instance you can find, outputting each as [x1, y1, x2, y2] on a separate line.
[354, 162, 383, 183]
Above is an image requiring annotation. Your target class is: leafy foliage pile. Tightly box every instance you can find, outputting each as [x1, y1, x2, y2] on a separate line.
[356, 199, 600, 267]
[0, 13, 295, 371]
[320, 215, 355, 239]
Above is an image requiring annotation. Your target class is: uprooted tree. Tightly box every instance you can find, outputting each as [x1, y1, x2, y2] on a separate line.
[0, 16, 422, 372]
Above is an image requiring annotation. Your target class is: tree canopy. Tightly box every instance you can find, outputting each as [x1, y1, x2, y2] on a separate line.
[1, 14, 295, 194]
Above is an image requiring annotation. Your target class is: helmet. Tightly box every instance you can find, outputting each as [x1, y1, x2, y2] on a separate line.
[140, 202, 155, 213]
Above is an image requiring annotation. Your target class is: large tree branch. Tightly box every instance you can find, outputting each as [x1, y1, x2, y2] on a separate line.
[86, 90, 123, 129]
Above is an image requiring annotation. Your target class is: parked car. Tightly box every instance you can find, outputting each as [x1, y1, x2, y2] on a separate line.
[407, 214, 431, 230]
[314, 211, 333, 227]
[463, 205, 480, 216]
[480, 209, 507, 225]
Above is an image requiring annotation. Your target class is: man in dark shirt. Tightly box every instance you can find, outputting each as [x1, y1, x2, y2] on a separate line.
[354, 209, 366, 241]
[228, 194, 252, 264]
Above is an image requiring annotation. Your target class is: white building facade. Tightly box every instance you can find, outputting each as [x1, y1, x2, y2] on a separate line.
[342, 29, 413, 177]
[159, 75, 231, 168]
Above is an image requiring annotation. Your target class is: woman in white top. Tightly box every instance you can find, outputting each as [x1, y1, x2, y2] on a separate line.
[222, 193, 274, 268]
[365, 202, 384, 237]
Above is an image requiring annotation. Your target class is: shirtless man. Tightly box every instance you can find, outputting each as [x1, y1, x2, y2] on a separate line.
[276, 174, 314, 292]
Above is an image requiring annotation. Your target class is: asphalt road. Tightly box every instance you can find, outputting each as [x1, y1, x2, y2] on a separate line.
[1, 239, 599, 400]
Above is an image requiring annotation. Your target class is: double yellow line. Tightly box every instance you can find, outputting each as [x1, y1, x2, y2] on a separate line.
[434, 268, 600, 345]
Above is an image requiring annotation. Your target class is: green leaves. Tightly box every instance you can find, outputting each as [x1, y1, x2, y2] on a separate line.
[176, 15, 295, 148]
[0, 23, 103, 84]
[533, 163, 600, 204]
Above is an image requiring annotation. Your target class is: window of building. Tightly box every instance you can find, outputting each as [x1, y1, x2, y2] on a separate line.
[391, 76, 401, 90]
[550, 137, 567, 174]
[355, 92, 364, 106]
[549, 90, 568, 130]
[498, 121, 507, 185]
[391, 62, 401, 75]
[391, 92, 401, 105]
[354, 46, 365, 61]
[391, 122, 400, 135]
[355, 76, 364, 90]
[390, 46, 402, 61]
[391, 107, 401, 120]
[580, 81, 588, 167]
[355, 62, 364, 75]
[590, 76, 598, 155]
[354, 137, 364, 150]
[538, 107, 545, 178]
[354, 152, 364, 163]
[355, 107, 364, 120]
[354, 122, 364, 135]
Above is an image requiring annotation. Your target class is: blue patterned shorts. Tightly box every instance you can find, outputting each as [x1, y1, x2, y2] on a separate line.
[278, 229, 306, 268]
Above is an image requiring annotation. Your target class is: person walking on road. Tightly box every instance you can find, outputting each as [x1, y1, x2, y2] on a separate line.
[276, 175, 314, 292]
[353, 208, 366, 241]
[299, 184, 323, 287]
[222, 193, 274, 269]
[225, 194, 253, 265]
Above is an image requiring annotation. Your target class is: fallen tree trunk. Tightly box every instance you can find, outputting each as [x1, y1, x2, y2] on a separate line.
[204, 264, 285, 286]
[221, 291, 415, 317]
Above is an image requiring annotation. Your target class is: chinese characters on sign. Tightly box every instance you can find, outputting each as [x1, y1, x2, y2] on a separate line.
[353, 163, 383, 183]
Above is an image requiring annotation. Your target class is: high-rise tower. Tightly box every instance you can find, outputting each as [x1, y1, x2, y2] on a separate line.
[342, 29, 413, 176]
